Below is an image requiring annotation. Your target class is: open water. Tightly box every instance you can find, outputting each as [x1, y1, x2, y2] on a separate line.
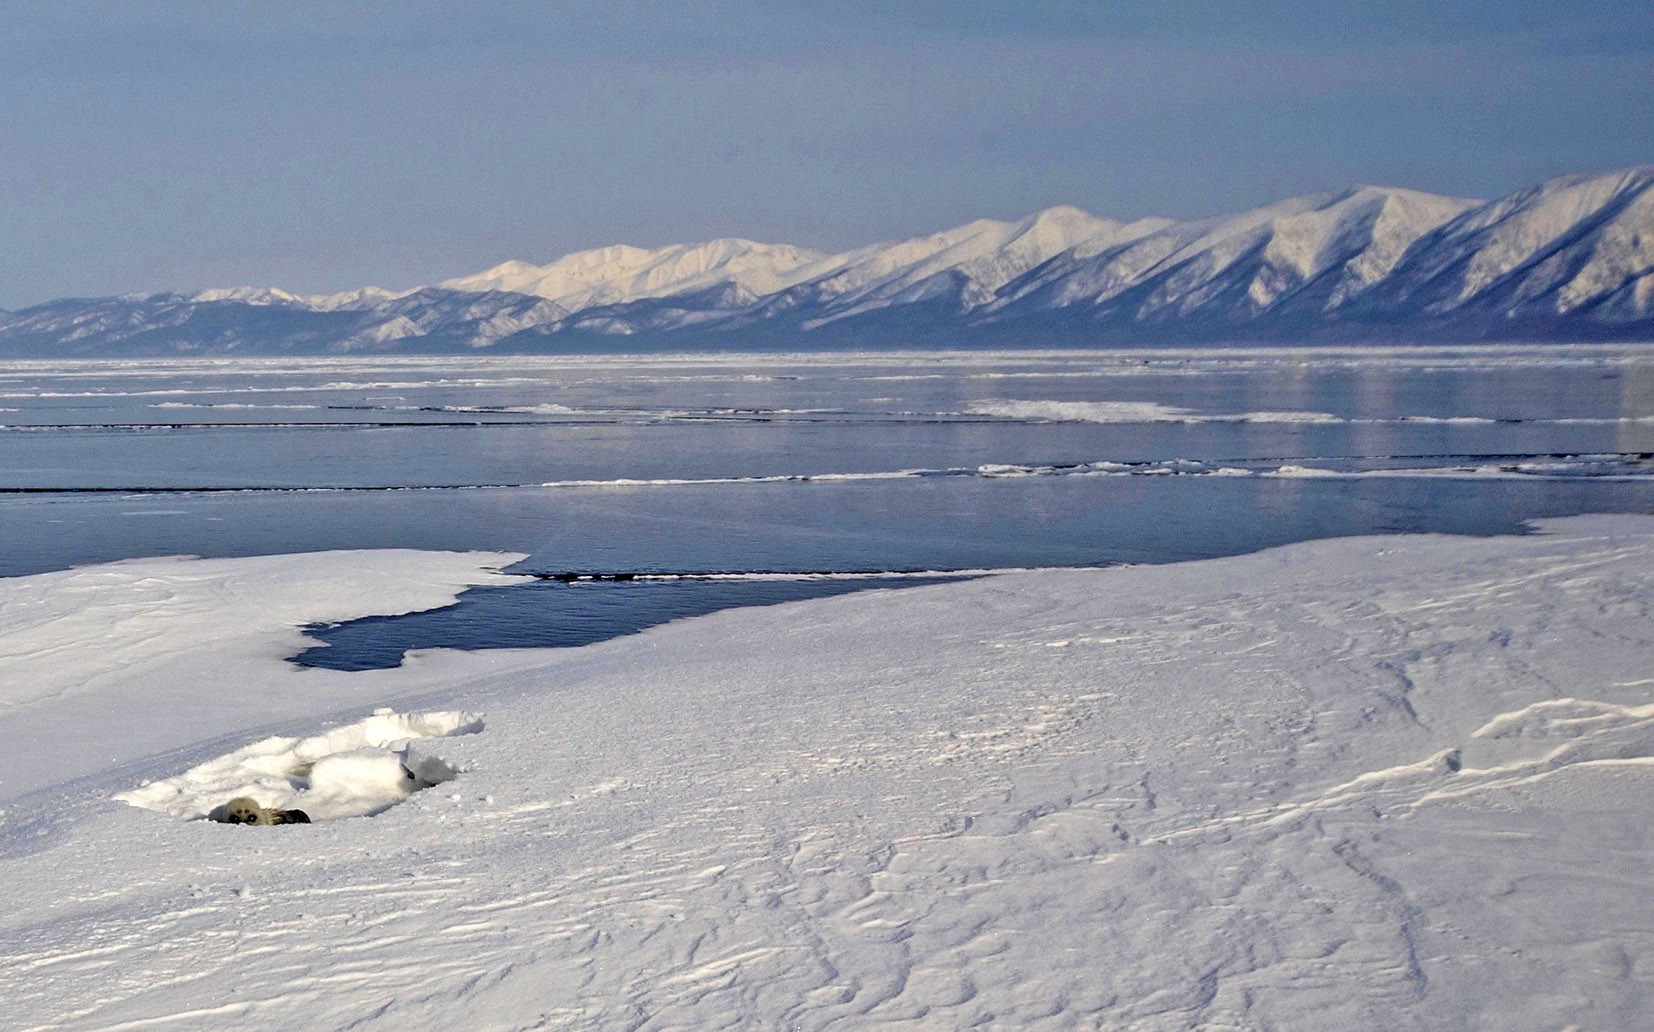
[2, 346, 1651, 668]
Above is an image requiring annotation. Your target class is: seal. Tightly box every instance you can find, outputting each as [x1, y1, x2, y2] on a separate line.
[214, 796, 310, 826]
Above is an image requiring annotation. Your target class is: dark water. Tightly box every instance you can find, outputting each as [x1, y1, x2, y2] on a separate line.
[2, 347, 1651, 669]
[295, 575, 967, 671]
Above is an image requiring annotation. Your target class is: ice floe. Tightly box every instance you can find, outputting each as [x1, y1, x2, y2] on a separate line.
[966, 398, 1344, 423]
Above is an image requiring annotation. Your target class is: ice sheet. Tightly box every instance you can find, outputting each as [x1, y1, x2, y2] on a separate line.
[0, 517, 1651, 1028]
[0, 549, 530, 799]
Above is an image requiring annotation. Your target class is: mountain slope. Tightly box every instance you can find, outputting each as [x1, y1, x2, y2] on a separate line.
[440, 238, 829, 315]
[982, 187, 1482, 332]
[1, 166, 1650, 355]
[1347, 166, 1654, 330]
[787, 204, 1129, 325]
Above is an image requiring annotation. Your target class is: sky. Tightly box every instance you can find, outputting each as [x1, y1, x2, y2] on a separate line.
[0, 0, 1649, 308]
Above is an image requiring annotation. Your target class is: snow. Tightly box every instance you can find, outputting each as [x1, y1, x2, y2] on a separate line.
[787, 205, 1125, 324]
[344, 314, 426, 347]
[512, 453, 1652, 487]
[15, 167, 1654, 355]
[1368, 165, 1654, 320]
[967, 399, 1343, 424]
[435, 205, 1127, 334]
[969, 399, 1198, 422]
[191, 285, 411, 311]
[116, 709, 481, 822]
[0, 550, 532, 800]
[987, 186, 1481, 319]
[439, 239, 829, 314]
[150, 402, 320, 410]
[1442, 167, 1654, 305]
[2, 516, 1653, 1029]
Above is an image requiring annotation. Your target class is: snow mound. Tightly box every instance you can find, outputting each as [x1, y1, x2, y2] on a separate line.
[115, 708, 483, 822]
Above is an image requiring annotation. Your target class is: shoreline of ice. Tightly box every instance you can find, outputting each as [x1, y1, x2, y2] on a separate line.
[0, 549, 533, 801]
[2, 517, 1652, 1029]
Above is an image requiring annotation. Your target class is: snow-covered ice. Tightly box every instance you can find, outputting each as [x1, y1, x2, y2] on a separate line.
[0, 550, 531, 800]
[116, 709, 481, 822]
[2, 517, 1653, 1029]
[966, 399, 1344, 423]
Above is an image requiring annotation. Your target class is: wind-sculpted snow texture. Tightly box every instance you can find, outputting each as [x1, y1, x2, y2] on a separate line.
[1, 516, 1652, 1030]
[3, 167, 1651, 354]
[0, 550, 532, 799]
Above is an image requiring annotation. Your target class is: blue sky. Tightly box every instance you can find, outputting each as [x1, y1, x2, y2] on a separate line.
[0, 0, 1648, 307]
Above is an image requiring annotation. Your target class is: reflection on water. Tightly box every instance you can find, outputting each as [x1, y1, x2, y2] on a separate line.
[2, 347, 1651, 668]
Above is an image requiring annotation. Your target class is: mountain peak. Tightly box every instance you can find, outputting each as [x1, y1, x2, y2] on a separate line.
[1022, 203, 1112, 228]
[438, 238, 827, 314]
[8, 166, 1652, 355]
[1534, 164, 1654, 196]
[1378, 164, 1654, 316]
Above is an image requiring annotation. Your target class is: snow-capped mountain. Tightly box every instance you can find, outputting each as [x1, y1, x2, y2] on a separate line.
[2, 166, 1649, 355]
[984, 187, 1484, 332]
[1346, 166, 1654, 331]
[439, 238, 829, 314]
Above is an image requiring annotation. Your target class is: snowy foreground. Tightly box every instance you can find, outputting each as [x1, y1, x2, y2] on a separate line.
[2, 519, 1653, 1030]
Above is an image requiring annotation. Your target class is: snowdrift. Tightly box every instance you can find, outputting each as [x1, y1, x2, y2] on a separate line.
[2, 518, 1652, 1029]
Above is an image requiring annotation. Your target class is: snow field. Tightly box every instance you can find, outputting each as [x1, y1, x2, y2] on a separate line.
[0, 548, 533, 801]
[0, 517, 1651, 1029]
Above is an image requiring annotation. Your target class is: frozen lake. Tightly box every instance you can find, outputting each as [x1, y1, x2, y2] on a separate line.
[3, 345, 1651, 666]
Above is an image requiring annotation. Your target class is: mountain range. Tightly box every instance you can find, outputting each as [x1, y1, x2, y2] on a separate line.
[3, 166, 1650, 355]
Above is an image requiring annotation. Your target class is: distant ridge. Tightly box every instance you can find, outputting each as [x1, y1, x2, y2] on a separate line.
[2, 166, 1651, 354]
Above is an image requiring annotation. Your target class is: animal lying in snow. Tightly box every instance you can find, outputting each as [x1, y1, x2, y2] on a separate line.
[212, 797, 311, 826]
